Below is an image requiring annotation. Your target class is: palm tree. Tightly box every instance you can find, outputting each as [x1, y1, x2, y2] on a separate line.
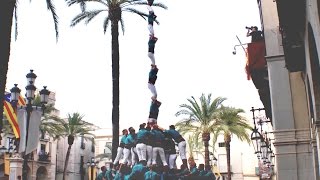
[213, 106, 252, 180]
[187, 134, 204, 161]
[32, 95, 62, 139]
[175, 93, 226, 167]
[54, 113, 95, 180]
[69, 0, 167, 160]
[0, 0, 59, 132]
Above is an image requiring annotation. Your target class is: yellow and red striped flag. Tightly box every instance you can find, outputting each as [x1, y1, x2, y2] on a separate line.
[3, 93, 21, 138]
[18, 95, 26, 106]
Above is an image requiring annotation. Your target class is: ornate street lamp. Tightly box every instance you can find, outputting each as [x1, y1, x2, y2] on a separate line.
[250, 107, 275, 164]
[10, 84, 21, 104]
[19, 70, 49, 180]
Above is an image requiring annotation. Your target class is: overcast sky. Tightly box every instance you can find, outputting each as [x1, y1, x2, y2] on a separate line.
[6, 0, 264, 130]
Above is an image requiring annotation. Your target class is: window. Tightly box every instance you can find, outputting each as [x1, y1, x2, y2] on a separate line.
[218, 142, 226, 147]
[80, 135, 85, 149]
[91, 137, 95, 153]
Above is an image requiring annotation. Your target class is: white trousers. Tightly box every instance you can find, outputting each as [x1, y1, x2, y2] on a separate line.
[166, 154, 177, 169]
[113, 147, 123, 165]
[122, 148, 132, 165]
[148, 52, 155, 65]
[131, 147, 138, 166]
[148, 24, 154, 37]
[178, 141, 187, 160]
[147, 5, 153, 12]
[148, 83, 157, 99]
[147, 145, 153, 166]
[152, 147, 168, 166]
[136, 143, 147, 161]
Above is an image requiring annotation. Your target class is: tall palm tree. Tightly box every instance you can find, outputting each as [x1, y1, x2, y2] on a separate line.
[0, 0, 59, 132]
[69, 0, 167, 160]
[213, 106, 252, 180]
[175, 93, 226, 167]
[54, 113, 95, 180]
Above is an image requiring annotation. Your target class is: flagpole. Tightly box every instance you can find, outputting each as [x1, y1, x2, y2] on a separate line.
[22, 100, 32, 180]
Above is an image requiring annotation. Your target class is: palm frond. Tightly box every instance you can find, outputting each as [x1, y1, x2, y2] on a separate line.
[151, 2, 168, 9]
[103, 16, 110, 33]
[122, 7, 147, 20]
[119, 18, 125, 35]
[84, 9, 105, 25]
[14, 2, 18, 40]
[71, 12, 90, 27]
[46, 0, 59, 41]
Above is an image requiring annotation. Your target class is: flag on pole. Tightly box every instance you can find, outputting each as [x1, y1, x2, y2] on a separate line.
[18, 108, 27, 153]
[18, 95, 26, 106]
[25, 107, 42, 155]
[3, 93, 20, 138]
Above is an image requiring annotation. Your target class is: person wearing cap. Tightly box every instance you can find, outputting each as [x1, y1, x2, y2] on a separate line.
[148, 64, 159, 101]
[136, 123, 151, 164]
[151, 125, 168, 166]
[164, 125, 187, 168]
[114, 129, 128, 166]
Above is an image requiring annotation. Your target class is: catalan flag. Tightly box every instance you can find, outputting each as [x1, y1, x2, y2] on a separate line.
[3, 93, 20, 138]
[18, 95, 26, 106]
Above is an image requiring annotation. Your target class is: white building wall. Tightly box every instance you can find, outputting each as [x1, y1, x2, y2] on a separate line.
[56, 135, 94, 180]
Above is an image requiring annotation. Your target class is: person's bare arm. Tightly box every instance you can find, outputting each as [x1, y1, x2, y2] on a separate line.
[246, 30, 251, 37]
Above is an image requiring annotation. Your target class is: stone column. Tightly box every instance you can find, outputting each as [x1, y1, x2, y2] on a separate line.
[267, 55, 297, 180]
[267, 56, 315, 180]
[9, 157, 23, 180]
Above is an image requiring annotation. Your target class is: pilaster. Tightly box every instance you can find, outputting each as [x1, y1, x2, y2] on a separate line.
[273, 128, 314, 180]
[9, 157, 23, 180]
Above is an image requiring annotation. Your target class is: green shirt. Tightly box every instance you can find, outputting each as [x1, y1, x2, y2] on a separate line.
[96, 172, 106, 180]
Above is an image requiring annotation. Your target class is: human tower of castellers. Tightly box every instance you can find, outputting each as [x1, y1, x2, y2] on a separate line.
[98, 1, 216, 179]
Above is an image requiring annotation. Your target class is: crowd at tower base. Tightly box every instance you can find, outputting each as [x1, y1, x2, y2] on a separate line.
[95, 124, 216, 180]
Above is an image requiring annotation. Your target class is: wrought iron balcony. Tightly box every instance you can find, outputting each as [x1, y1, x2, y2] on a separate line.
[38, 153, 50, 162]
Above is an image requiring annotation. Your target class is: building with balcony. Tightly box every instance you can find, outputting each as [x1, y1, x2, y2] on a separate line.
[0, 92, 59, 180]
[243, 0, 320, 179]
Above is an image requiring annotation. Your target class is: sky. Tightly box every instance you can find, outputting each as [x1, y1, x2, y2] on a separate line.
[6, 0, 264, 130]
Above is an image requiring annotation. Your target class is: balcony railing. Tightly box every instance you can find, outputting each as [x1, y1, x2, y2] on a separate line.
[38, 153, 50, 162]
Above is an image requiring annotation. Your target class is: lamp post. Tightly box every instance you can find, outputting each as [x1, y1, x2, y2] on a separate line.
[250, 107, 275, 168]
[87, 157, 96, 180]
[10, 70, 50, 180]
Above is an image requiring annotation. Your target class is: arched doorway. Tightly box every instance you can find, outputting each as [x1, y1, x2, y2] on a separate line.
[36, 166, 48, 180]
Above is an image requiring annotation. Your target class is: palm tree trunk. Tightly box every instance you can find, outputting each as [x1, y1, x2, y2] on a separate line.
[0, 0, 15, 133]
[202, 132, 210, 167]
[111, 19, 120, 161]
[226, 138, 231, 180]
[63, 145, 72, 180]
